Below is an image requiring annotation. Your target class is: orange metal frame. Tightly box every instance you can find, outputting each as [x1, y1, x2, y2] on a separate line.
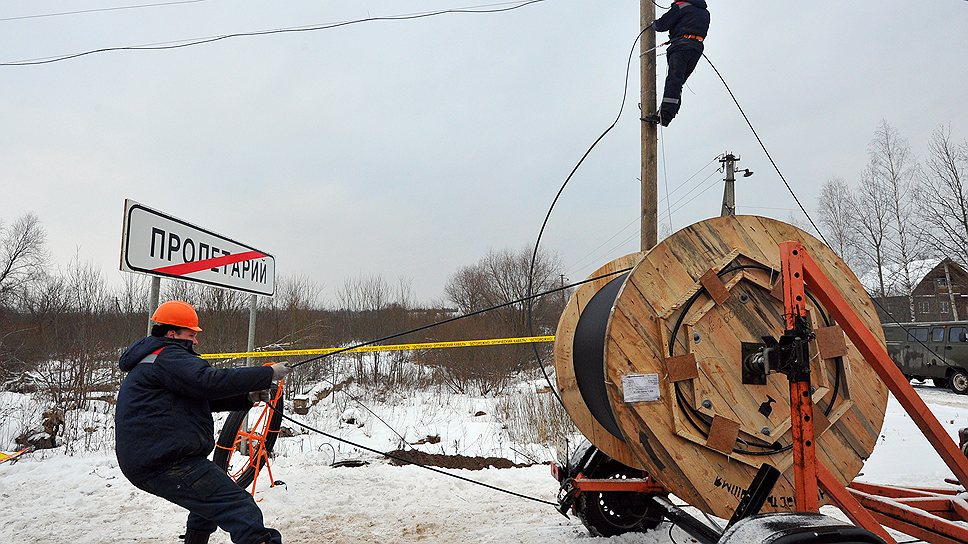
[559, 242, 968, 543]
[221, 379, 285, 497]
[571, 474, 666, 494]
[781, 240, 968, 544]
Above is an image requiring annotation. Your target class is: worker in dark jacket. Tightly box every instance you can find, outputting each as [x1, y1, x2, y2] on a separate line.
[643, 0, 710, 127]
[115, 300, 291, 544]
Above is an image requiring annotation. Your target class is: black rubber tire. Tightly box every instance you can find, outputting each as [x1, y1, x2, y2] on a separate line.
[950, 369, 968, 395]
[573, 459, 665, 537]
[213, 385, 284, 489]
[933, 377, 950, 389]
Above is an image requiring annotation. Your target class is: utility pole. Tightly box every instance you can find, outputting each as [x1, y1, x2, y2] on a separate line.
[560, 274, 567, 306]
[640, 0, 658, 250]
[720, 153, 738, 217]
[720, 153, 753, 217]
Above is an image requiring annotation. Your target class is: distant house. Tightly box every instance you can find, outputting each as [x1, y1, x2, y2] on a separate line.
[862, 258, 968, 323]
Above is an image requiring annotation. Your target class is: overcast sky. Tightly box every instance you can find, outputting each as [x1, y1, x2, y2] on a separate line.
[2, 0, 967, 305]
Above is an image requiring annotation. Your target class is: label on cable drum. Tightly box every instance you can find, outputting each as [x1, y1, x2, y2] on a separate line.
[622, 373, 661, 403]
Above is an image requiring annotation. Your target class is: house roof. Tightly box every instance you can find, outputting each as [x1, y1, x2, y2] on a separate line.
[859, 258, 941, 296]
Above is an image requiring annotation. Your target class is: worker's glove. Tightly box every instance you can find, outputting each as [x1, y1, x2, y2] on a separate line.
[270, 362, 292, 381]
[248, 389, 272, 404]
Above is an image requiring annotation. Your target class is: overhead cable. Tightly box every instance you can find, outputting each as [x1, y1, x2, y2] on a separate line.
[703, 53, 961, 372]
[0, 0, 209, 22]
[701, 53, 826, 242]
[1, 0, 548, 66]
[525, 23, 660, 409]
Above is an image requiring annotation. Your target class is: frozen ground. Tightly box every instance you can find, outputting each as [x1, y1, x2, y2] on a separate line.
[1, 382, 966, 543]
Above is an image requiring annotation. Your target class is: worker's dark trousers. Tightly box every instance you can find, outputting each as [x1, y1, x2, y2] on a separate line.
[136, 457, 282, 544]
[660, 39, 704, 125]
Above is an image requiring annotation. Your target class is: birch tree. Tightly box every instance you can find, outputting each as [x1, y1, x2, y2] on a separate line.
[917, 126, 968, 266]
[870, 121, 927, 320]
[817, 177, 860, 271]
[852, 167, 892, 297]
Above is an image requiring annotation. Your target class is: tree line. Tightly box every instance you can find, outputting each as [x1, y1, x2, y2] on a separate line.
[817, 122, 968, 319]
[0, 215, 567, 407]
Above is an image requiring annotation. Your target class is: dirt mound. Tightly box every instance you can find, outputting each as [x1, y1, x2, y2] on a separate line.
[384, 449, 533, 471]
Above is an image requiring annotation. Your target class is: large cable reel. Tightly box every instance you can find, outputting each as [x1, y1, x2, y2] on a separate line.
[554, 215, 889, 518]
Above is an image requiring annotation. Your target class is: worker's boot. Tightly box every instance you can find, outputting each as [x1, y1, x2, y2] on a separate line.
[179, 530, 211, 544]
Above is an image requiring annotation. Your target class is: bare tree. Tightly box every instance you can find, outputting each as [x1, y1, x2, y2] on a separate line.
[917, 126, 968, 266]
[870, 121, 929, 320]
[817, 177, 861, 271]
[445, 245, 564, 335]
[852, 167, 893, 297]
[0, 213, 47, 307]
[115, 273, 150, 314]
[437, 246, 564, 394]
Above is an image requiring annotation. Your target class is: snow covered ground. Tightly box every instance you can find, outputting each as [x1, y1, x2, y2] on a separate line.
[1, 382, 966, 543]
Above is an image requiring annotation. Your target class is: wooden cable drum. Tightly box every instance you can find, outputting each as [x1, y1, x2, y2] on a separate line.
[554, 253, 646, 469]
[566, 216, 888, 518]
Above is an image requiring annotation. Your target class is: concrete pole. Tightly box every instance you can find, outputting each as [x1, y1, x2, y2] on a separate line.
[721, 153, 737, 216]
[146, 276, 161, 336]
[640, 0, 658, 251]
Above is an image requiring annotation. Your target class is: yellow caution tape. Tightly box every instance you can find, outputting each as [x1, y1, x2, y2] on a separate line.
[201, 335, 556, 360]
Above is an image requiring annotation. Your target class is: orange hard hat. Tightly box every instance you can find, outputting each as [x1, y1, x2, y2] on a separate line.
[151, 300, 202, 331]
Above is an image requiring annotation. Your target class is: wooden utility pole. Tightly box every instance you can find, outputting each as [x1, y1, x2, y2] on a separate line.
[640, 1, 658, 251]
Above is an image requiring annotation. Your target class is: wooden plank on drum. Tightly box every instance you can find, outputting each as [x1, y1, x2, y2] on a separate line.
[599, 216, 889, 518]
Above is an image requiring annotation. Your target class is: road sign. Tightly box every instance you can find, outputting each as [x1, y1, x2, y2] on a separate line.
[120, 199, 275, 296]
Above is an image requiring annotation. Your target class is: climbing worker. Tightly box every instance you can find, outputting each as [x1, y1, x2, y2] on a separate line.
[643, 0, 710, 127]
[115, 300, 291, 544]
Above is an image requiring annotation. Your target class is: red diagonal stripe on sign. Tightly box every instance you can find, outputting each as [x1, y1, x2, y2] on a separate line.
[153, 250, 267, 277]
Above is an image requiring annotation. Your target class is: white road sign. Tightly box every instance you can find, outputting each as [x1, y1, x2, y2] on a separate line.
[120, 199, 275, 296]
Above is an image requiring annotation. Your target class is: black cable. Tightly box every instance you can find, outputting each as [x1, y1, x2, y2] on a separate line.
[278, 412, 557, 507]
[666, 263, 844, 455]
[287, 267, 632, 370]
[0, 0, 209, 22]
[321, 376, 413, 449]
[701, 53, 827, 247]
[1, 0, 548, 66]
[702, 53, 952, 383]
[525, 22, 655, 408]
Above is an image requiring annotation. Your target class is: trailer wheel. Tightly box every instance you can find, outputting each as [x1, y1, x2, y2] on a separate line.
[950, 369, 968, 395]
[573, 460, 665, 537]
[213, 384, 284, 489]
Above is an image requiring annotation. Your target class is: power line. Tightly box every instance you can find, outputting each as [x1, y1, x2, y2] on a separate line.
[663, 168, 721, 215]
[660, 126, 674, 233]
[0, 0, 210, 22]
[658, 156, 721, 207]
[667, 173, 723, 217]
[581, 170, 722, 261]
[564, 158, 720, 276]
[1, 0, 548, 66]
